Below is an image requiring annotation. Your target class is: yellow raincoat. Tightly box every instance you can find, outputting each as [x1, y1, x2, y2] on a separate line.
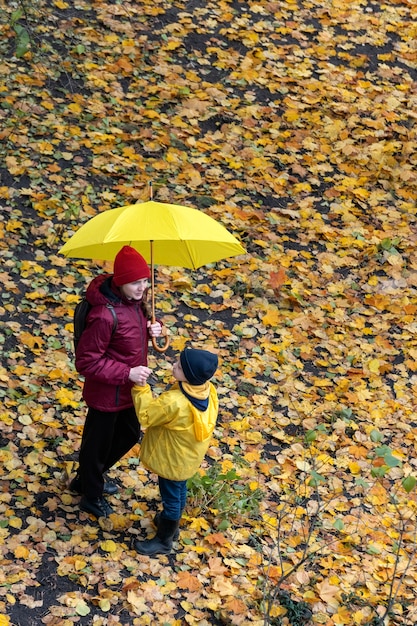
[131, 381, 219, 481]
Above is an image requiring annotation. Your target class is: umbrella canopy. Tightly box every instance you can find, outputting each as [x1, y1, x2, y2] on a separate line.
[59, 201, 245, 269]
[59, 200, 246, 352]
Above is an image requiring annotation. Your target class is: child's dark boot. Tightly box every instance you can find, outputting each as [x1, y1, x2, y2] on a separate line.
[135, 517, 179, 556]
[153, 512, 180, 540]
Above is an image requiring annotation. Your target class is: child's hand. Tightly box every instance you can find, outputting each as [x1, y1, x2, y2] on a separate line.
[129, 366, 152, 385]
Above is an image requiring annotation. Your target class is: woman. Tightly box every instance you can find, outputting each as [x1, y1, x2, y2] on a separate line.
[71, 245, 162, 518]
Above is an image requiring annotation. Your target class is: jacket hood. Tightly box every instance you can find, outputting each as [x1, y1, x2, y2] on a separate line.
[181, 381, 216, 442]
[85, 274, 124, 307]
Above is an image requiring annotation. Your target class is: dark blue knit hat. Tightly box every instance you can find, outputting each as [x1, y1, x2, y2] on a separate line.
[180, 349, 218, 385]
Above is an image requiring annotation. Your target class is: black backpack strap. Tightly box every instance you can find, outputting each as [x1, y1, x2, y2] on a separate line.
[106, 303, 118, 335]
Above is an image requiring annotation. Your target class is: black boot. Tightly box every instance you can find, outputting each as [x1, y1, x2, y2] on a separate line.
[153, 512, 180, 540]
[80, 496, 113, 518]
[69, 474, 119, 495]
[135, 517, 180, 556]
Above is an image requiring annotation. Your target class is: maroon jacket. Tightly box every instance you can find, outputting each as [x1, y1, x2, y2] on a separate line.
[75, 274, 150, 412]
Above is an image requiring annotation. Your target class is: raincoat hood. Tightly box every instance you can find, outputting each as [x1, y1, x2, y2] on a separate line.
[180, 381, 214, 441]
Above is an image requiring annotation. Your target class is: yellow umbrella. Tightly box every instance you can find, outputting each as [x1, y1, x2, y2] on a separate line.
[59, 200, 246, 352]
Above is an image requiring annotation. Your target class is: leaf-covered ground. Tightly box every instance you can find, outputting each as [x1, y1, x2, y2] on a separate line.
[1, 0, 417, 624]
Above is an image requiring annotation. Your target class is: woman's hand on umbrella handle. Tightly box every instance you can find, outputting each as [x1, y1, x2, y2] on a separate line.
[149, 320, 170, 353]
[148, 321, 162, 337]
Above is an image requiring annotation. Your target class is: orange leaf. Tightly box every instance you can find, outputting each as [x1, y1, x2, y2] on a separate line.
[348, 445, 368, 459]
[224, 597, 247, 615]
[269, 267, 288, 290]
[207, 556, 228, 576]
[176, 570, 202, 591]
[206, 533, 228, 546]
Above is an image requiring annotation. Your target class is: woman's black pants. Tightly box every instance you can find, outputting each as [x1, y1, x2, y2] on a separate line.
[78, 405, 140, 498]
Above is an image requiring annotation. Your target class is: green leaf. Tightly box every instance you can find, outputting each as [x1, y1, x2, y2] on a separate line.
[305, 430, 316, 442]
[11, 9, 24, 25]
[14, 27, 30, 58]
[371, 466, 389, 478]
[380, 238, 393, 250]
[217, 519, 230, 531]
[75, 601, 90, 616]
[370, 429, 383, 443]
[333, 518, 344, 531]
[308, 471, 326, 486]
[374, 445, 392, 457]
[355, 477, 369, 488]
[402, 475, 417, 493]
[384, 454, 401, 468]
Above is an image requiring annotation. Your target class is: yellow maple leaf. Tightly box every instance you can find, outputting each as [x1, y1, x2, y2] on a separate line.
[169, 335, 189, 351]
[100, 540, 117, 553]
[349, 462, 361, 474]
[262, 307, 281, 327]
[244, 450, 260, 463]
[67, 102, 82, 115]
[293, 182, 312, 193]
[6, 219, 23, 232]
[284, 108, 300, 122]
[229, 418, 250, 432]
[244, 431, 263, 443]
[334, 605, 355, 624]
[368, 358, 384, 374]
[20, 331, 44, 350]
[5, 159, 25, 176]
[165, 40, 182, 50]
[188, 517, 210, 532]
[55, 388, 79, 408]
[14, 545, 29, 559]
[37, 141, 54, 154]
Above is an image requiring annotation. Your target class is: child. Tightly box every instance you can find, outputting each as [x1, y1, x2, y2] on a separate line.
[131, 348, 219, 556]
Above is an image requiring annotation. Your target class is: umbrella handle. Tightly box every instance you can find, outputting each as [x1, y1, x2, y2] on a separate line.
[149, 238, 170, 352]
[151, 327, 170, 353]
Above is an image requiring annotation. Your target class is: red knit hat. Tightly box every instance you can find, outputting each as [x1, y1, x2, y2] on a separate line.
[113, 246, 150, 286]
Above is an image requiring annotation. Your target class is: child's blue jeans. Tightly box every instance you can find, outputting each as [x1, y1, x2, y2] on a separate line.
[158, 476, 187, 521]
